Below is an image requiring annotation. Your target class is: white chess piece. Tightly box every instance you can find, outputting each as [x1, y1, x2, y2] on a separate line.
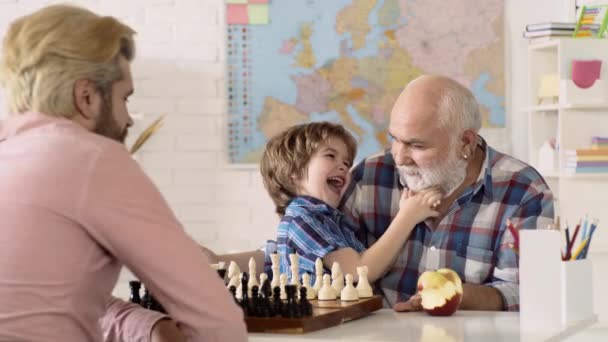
[289, 253, 300, 288]
[247, 257, 259, 296]
[356, 266, 373, 298]
[340, 274, 359, 301]
[279, 273, 288, 300]
[259, 272, 268, 288]
[318, 274, 336, 300]
[227, 261, 240, 289]
[313, 258, 323, 292]
[235, 272, 244, 300]
[331, 262, 344, 297]
[302, 273, 317, 299]
[270, 253, 280, 289]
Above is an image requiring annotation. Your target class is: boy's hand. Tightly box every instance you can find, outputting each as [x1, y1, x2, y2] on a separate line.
[398, 188, 441, 223]
[393, 293, 422, 312]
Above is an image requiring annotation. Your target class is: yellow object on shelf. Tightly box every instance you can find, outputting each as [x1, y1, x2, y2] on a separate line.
[537, 74, 559, 105]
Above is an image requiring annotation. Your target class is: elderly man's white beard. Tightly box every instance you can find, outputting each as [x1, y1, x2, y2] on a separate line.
[397, 148, 468, 197]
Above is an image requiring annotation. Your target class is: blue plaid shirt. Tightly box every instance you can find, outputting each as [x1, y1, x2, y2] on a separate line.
[340, 138, 554, 311]
[275, 196, 365, 282]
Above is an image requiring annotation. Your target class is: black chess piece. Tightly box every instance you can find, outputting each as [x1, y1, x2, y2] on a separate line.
[141, 287, 151, 309]
[240, 272, 250, 316]
[229, 285, 237, 304]
[259, 293, 271, 317]
[149, 294, 167, 314]
[129, 281, 142, 305]
[272, 286, 282, 317]
[260, 278, 271, 299]
[285, 285, 301, 318]
[251, 285, 260, 317]
[299, 287, 313, 316]
[217, 268, 227, 282]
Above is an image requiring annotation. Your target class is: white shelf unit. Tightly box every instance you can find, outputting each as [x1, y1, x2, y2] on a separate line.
[526, 38, 608, 252]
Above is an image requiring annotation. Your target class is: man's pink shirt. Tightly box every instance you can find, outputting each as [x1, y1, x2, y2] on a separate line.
[0, 112, 246, 341]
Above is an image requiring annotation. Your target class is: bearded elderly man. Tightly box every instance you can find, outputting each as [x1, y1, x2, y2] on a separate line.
[340, 75, 554, 312]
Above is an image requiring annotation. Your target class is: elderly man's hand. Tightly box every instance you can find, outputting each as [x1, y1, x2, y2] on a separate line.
[393, 293, 422, 312]
[151, 319, 185, 342]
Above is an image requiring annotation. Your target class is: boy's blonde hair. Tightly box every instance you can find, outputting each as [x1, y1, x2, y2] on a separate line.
[260, 122, 357, 216]
[0, 5, 135, 117]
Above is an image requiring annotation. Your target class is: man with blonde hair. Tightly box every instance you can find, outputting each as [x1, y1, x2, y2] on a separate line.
[0, 5, 246, 342]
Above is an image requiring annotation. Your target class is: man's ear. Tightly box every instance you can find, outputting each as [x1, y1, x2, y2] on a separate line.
[459, 129, 478, 157]
[73, 79, 101, 120]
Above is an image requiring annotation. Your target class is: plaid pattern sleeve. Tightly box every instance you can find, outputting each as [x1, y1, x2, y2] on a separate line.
[486, 172, 555, 311]
[277, 196, 366, 282]
[340, 138, 555, 310]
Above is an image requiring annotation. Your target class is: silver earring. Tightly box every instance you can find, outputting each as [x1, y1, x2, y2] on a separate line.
[463, 154, 468, 160]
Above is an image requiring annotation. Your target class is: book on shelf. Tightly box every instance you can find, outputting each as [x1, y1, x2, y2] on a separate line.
[574, 4, 608, 38]
[564, 148, 608, 156]
[591, 136, 608, 149]
[565, 155, 608, 161]
[523, 29, 574, 38]
[526, 22, 576, 31]
[565, 161, 608, 167]
[563, 166, 608, 173]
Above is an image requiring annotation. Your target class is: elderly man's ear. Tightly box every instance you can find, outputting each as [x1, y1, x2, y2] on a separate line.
[459, 129, 478, 160]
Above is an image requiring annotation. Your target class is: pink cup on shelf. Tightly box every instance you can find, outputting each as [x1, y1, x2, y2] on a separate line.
[571, 59, 602, 89]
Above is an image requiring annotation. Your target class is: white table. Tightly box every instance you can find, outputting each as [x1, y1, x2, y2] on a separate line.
[249, 310, 606, 342]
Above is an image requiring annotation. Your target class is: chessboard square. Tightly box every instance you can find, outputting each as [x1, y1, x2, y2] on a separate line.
[248, 4, 269, 25]
[225, 0, 248, 3]
[227, 4, 249, 24]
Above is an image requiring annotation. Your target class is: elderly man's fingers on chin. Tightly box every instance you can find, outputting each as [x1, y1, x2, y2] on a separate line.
[393, 293, 422, 312]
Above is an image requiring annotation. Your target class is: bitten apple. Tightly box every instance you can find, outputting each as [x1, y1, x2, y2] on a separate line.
[417, 268, 462, 316]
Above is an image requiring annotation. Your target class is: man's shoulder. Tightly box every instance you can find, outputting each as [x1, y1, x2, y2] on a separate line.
[351, 150, 397, 184]
[488, 147, 548, 189]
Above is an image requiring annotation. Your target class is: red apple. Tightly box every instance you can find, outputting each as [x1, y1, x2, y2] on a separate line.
[417, 268, 463, 316]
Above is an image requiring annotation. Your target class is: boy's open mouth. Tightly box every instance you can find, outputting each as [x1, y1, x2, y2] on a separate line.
[327, 176, 345, 194]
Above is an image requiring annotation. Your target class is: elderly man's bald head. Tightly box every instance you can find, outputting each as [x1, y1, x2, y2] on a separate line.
[391, 75, 481, 136]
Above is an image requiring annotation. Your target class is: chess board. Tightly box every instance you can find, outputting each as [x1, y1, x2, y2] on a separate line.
[245, 295, 383, 334]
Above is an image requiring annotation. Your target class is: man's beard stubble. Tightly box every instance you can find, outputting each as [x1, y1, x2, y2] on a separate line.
[93, 93, 128, 143]
[397, 146, 468, 197]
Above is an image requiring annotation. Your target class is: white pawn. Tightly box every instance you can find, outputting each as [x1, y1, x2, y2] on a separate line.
[302, 273, 317, 299]
[318, 274, 336, 300]
[356, 266, 373, 298]
[259, 273, 268, 288]
[331, 262, 344, 297]
[247, 257, 259, 297]
[270, 254, 280, 289]
[313, 258, 323, 292]
[340, 274, 359, 301]
[227, 261, 240, 289]
[279, 273, 288, 300]
[289, 253, 300, 288]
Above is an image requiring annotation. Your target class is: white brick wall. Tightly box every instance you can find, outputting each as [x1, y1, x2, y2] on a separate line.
[0, 0, 515, 297]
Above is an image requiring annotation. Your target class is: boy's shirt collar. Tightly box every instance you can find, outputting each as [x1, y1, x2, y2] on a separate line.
[287, 195, 342, 216]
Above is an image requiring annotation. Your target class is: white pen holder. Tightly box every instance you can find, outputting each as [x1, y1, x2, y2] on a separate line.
[520, 230, 595, 333]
